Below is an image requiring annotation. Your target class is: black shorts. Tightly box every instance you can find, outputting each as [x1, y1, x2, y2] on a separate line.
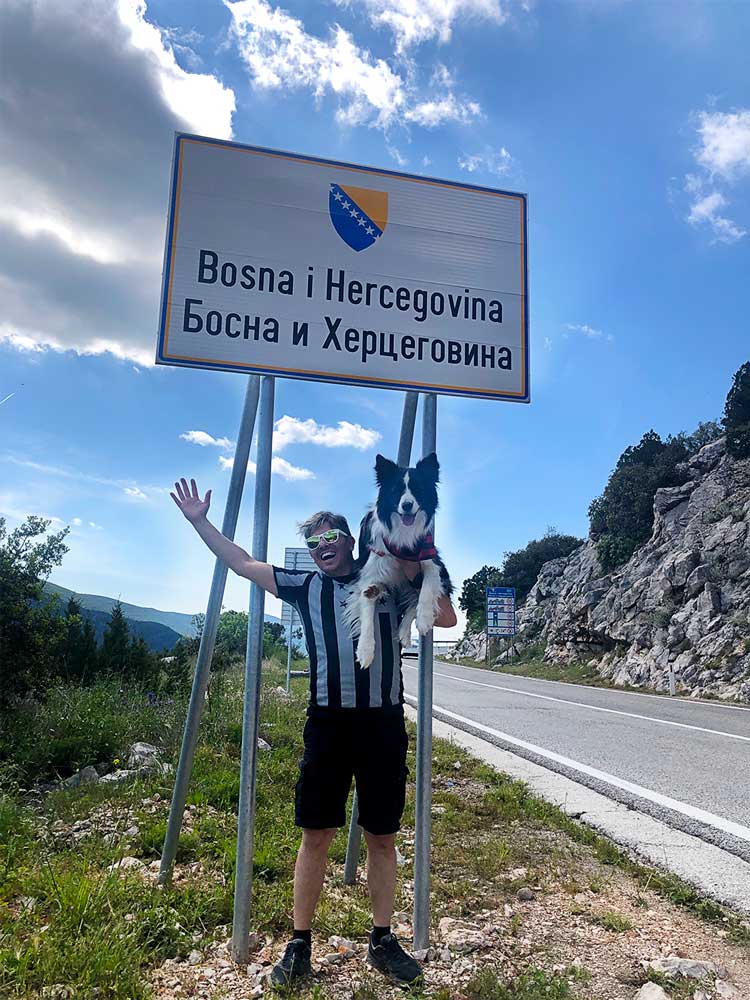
[295, 705, 408, 836]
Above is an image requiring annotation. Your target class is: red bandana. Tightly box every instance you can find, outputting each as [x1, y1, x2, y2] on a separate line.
[370, 533, 437, 562]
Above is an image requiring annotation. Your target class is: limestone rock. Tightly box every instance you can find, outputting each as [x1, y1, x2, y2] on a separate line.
[106, 856, 147, 874]
[437, 917, 487, 952]
[634, 985, 670, 1000]
[458, 436, 750, 702]
[63, 765, 100, 788]
[646, 956, 717, 979]
[127, 742, 161, 768]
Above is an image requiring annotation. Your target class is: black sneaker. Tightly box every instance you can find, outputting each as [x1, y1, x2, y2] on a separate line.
[270, 938, 312, 988]
[367, 933, 423, 986]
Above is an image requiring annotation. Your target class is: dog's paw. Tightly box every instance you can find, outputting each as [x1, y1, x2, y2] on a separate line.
[357, 636, 375, 669]
[416, 608, 435, 635]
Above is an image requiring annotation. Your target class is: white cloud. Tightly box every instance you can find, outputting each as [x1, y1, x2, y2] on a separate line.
[387, 145, 408, 168]
[0, 0, 235, 364]
[339, 0, 507, 53]
[272, 415, 380, 452]
[219, 454, 315, 480]
[458, 148, 513, 176]
[695, 109, 750, 179]
[270, 457, 315, 481]
[565, 323, 611, 341]
[89, 521, 104, 530]
[682, 108, 750, 245]
[72, 517, 83, 526]
[180, 430, 235, 449]
[225, 0, 480, 129]
[0, 454, 165, 498]
[124, 486, 148, 499]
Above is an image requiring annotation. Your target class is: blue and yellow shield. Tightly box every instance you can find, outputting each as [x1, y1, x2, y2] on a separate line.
[329, 183, 388, 252]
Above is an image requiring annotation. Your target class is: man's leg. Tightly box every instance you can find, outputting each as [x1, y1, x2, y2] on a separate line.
[363, 830, 397, 927]
[293, 827, 337, 930]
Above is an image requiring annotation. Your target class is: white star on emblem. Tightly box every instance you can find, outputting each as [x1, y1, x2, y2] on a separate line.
[341, 200, 350, 210]
[358, 216, 366, 227]
[365, 225, 374, 235]
[334, 190, 343, 202]
[350, 208, 358, 217]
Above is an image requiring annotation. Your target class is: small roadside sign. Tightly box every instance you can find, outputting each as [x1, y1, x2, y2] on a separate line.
[486, 586, 516, 637]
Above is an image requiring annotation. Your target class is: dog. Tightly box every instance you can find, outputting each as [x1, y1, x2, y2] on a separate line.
[346, 452, 454, 669]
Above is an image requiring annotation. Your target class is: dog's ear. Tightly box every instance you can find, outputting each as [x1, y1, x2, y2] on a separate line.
[375, 454, 399, 484]
[415, 452, 440, 482]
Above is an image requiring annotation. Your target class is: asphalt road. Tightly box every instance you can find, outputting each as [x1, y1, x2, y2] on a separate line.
[402, 659, 750, 860]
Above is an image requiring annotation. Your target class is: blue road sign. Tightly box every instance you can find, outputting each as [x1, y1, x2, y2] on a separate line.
[486, 586, 516, 637]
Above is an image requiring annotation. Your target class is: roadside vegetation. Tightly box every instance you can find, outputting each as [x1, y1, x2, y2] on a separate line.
[2, 655, 749, 999]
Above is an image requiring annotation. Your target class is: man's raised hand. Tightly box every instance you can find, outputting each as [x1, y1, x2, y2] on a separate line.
[171, 478, 211, 524]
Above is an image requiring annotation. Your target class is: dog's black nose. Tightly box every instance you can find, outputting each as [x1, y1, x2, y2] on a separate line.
[401, 501, 413, 513]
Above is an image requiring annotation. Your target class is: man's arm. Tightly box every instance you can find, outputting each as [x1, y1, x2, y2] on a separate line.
[400, 560, 458, 629]
[170, 478, 278, 596]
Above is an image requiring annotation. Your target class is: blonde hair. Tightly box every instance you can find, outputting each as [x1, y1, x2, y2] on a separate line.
[297, 510, 352, 539]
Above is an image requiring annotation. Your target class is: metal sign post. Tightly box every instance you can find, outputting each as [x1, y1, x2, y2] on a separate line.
[159, 375, 261, 886]
[413, 393, 437, 951]
[344, 390, 419, 886]
[232, 375, 276, 963]
[285, 551, 297, 692]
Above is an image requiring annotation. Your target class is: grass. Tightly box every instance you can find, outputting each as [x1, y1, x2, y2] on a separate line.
[590, 910, 634, 933]
[465, 966, 571, 999]
[1, 657, 748, 999]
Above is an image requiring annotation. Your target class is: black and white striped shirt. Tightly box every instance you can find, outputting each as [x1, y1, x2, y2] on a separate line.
[273, 566, 403, 710]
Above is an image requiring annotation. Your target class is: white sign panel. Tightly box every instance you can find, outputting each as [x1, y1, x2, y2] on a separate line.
[280, 547, 315, 638]
[156, 134, 529, 402]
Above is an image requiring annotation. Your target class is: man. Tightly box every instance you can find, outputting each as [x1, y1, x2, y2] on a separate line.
[170, 478, 456, 988]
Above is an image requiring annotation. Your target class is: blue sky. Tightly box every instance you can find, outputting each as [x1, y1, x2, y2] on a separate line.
[1, 0, 749, 637]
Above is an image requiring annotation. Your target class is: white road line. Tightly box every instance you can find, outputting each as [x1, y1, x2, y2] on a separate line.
[440, 662, 750, 714]
[405, 665, 750, 743]
[404, 694, 750, 846]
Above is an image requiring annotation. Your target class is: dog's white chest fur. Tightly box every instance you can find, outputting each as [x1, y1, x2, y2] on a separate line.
[346, 507, 445, 669]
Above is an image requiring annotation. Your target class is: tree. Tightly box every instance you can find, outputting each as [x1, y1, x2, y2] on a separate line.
[723, 361, 750, 459]
[685, 420, 722, 453]
[0, 515, 70, 706]
[459, 530, 583, 632]
[128, 634, 156, 685]
[458, 565, 503, 633]
[99, 600, 131, 675]
[263, 621, 286, 659]
[589, 430, 690, 571]
[57, 596, 97, 683]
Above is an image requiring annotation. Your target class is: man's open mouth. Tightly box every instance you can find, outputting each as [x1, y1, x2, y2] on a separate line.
[400, 512, 416, 526]
[319, 550, 336, 562]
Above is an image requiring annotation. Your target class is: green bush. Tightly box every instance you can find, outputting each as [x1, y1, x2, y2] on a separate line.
[589, 430, 691, 571]
[0, 679, 184, 786]
[723, 362, 750, 459]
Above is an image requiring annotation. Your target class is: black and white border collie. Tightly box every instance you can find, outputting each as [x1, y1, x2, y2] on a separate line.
[346, 452, 454, 669]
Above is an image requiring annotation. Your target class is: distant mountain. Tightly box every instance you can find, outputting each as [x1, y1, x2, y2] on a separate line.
[43, 581, 284, 646]
[44, 582, 198, 637]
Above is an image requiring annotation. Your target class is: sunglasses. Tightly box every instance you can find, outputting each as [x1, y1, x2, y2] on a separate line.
[306, 528, 347, 550]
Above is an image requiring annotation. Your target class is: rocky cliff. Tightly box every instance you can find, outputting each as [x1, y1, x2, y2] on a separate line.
[455, 438, 750, 701]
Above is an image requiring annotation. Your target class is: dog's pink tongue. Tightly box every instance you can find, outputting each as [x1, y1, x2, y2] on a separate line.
[402, 513, 416, 526]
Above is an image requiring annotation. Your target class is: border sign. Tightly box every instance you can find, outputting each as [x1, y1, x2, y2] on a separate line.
[156, 133, 529, 402]
[486, 586, 516, 637]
